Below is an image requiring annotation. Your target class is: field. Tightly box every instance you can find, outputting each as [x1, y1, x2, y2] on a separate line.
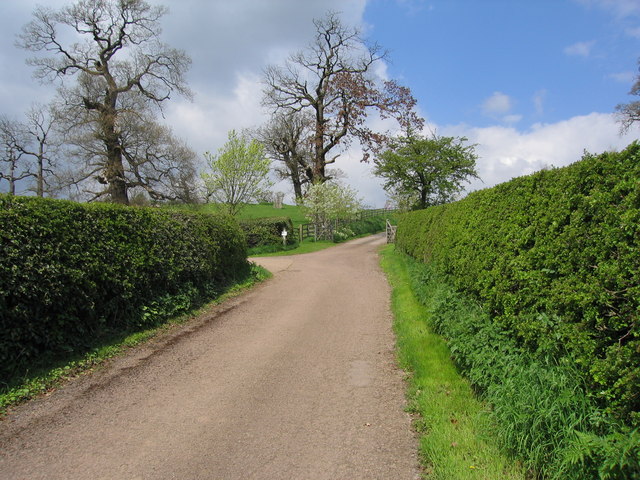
[169, 202, 309, 226]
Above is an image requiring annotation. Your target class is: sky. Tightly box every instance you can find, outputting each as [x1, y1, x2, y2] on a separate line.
[1, 0, 639, 206]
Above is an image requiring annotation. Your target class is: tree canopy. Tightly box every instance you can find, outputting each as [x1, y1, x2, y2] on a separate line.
[201, 130, 273, 216]
[262, 11, 421, 186]
[374, 134, 480, 210]
[18, 0, 192, 204]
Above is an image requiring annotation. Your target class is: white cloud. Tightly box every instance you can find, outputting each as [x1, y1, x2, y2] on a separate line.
[564, 40, 596, 57]
[482, 92, 513, 116]
[626, 26, 640, 38]
[533, 89, 547, 116]
[440, 112, 637, 194]
[609, 71, 636, 84]
[575, 0, 640, 18]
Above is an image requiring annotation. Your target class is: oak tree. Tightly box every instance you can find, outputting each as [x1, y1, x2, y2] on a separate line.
[18, 0, 192, 204]
[263, 11, 422, 184]
[256, 111, 313, 201]
[0, 116, 33, 195]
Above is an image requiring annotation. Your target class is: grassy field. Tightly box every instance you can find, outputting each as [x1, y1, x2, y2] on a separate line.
[169, 202, 309, 226]
[380, 245, 524, 479]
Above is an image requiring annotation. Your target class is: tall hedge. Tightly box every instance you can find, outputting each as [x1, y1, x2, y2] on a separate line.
[396, 142, 640, 427]
[0, 196, 248, 381]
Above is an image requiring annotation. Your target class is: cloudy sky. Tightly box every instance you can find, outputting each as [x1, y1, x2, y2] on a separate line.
[1, 0, 639, 206]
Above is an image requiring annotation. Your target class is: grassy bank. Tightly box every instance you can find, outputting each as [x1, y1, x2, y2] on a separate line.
[380, 245, 524, 479]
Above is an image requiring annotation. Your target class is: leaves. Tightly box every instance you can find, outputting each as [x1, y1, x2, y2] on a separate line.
[201, 130, 273, 216]
[0, 195, 248, 382]
[374, 134, 479, 210]
[396, 141, 640, 427]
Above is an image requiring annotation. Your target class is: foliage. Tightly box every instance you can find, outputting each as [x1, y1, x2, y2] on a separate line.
[400, 252, 639, 479]
[332, 217, 386, 242]
[202, 130, 273, 216]
[396, 142, 640, 427]
[237, 216, 295, 250]
[380, 246, 525, 479]
[374, 133, 479, 209]
[0, 195, 248, 384]
[302, 182, 362, 239]
[0, 263, 270, 415]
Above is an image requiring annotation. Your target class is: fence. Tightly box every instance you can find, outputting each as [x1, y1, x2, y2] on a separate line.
[386, 219, 397, 244]
[297, 208, 398, 242]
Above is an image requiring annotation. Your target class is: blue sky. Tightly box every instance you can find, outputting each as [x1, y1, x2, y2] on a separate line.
[1, 0, 639, 205]
[365, 0, 640, 129]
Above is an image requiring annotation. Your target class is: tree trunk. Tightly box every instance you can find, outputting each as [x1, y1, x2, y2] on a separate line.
[107, 150, 129, 205]
[101, 97, 129, 205]
[313, 102, 326, 183]
[36, 143, 44, 197]
[8, 157, 16, 195]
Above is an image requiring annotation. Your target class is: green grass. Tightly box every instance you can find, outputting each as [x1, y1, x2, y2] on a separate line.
[167, 202, 309, 226]
[0, 264, 271, 416]
[380, 245, 524, 480]
[249, 237, 336, 257]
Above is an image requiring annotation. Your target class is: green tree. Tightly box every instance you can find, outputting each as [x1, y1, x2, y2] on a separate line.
[202, 131, 273, 216]
[374, 134, 479, 210]
[302, 181, 361, 239]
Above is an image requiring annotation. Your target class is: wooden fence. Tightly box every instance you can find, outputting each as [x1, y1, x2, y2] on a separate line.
[297, 208, 398, 242]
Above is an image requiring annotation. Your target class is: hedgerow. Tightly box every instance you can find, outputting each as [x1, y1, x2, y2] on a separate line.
[404, 256, 639, 479]
[333, 216, 386, 242]
[237, 216, 293, 247]
[396, 142, 640, 477]
[0, 196, 248, 383]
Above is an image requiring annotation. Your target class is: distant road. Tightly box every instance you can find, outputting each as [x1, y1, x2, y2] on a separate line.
[0, 233, 420, 479]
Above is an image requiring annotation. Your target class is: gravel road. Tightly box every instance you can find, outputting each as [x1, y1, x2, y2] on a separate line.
[0, 233, 420, 479]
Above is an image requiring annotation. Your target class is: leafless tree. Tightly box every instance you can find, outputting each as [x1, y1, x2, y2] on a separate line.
[17, 104, 59, 197]
[53, 88, 199, 203]
[263, 11, 422, 184]
[17, 0, 192, 204]
[616, 60, 640, 132]
[256, 111, 314, 200]
[0, 116, 33, 195]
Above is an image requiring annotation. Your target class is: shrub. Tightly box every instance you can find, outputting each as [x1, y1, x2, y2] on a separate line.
[405, 255, 640, 479]
[397, 142, 640, 427]
[0, 195, 248, 382]
[237, 217, 295, 248]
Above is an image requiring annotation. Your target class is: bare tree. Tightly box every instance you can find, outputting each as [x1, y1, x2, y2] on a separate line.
[16, 104, 58, 197]
[256, 111, 313, 200]
[616, 59, 640, 132]
[0, 116, 34, 195]
[53, 90, 199, 203]
[263, 11, 422, 184]
[17, 0, 192, 204]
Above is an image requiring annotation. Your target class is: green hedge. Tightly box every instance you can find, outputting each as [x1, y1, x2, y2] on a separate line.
[396, 142, 640, 427]
[0, 196, 248, 382]
[404, 255, 639, 479]
[238, 217, 295, 249]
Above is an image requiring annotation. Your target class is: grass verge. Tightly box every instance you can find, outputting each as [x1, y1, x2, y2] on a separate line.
[380, 245, 524, 479]
[0, 264, 271, 417]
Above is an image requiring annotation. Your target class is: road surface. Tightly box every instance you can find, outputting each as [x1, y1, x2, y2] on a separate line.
[0, 233, 420, 479]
